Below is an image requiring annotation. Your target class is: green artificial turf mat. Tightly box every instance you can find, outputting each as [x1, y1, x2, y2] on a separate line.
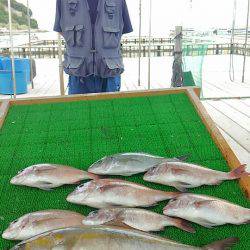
[0, 93, 249, 249]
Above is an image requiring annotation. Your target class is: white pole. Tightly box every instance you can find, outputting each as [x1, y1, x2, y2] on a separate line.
[58, 33, 65, 95]
[148, 0, 152, 90]
[27, 0, 34, 89]
[138, 0, 142, 86]
[7, 0, 17, 98]
[229, 0, 237, 82]
[242, 0, 250, 83]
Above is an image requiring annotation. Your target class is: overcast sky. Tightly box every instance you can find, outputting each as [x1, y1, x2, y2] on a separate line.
[17, 0, 249, 36]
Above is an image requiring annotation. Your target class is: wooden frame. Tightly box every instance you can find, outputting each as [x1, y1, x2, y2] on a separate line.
[0, 100, 10, 129]
[0, 86, 249, 198]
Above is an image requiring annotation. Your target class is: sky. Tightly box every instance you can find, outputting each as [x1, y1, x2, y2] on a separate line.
[16, 0, 249, 36]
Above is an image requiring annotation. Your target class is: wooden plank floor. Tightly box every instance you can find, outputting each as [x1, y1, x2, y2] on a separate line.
[202, 99, 250, 171]
[0, 55, 249, 171]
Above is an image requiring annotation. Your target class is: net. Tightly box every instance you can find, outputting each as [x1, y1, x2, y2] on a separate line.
[182, 44, 208, 93]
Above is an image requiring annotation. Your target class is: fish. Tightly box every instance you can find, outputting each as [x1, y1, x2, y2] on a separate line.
[66, 178, 179, 208]
[88, 152, 189, 176]
[143, 162, 249, 191]
[163, 193, 250, 228]
[10, 226, 239, 250]
[10, 164, 98, 190]
[82, 208, 195, 233]
[2, 210, 85, 241]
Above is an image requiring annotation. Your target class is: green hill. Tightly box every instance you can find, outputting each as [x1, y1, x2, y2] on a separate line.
[0, 0, 38, 29]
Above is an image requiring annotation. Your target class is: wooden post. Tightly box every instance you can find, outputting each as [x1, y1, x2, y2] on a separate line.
[242, 0, 250, 83]
[58, 33, 65, 96]
[171, 26, 183, 87]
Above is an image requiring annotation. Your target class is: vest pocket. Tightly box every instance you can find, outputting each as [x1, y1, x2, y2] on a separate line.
[105, 0, 116, 16]
[103, 0, 120, 48]
[63, 56, 87, 76]
[63, 26, 75, 47]
[75, 24, 85, 47]
[103, 26, 120, 49]
[99, 57, 124, 77]
[68, 0, 79, 16]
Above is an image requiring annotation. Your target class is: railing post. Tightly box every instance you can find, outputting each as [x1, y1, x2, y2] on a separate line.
[7, 0, 17, 98]
[147, 0, 152, 90]
[58, 33, 65, 96]
[242, 0, 250, 82]
[171, 26, 183, 87]
[138, 0, 142, 86]
[27, 0, 34, 89]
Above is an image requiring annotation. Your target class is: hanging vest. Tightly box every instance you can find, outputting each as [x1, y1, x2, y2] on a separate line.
[60, 0, 124, 78]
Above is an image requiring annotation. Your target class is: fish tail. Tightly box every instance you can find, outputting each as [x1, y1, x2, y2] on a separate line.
[87, 172, 100, 180]
[158, 191, 180, 200]
[228, 164, 249, 180]
[203, 237, 239, 250]
[244, 210, 250, 223]
[168, 217, 195, 233]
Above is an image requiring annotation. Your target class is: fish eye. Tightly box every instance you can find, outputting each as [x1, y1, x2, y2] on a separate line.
[169, 198, 178, 204]
[10, 219, 18, 225]
[96, 159, 103, 165]
[17, 169, 24, 174]
[88, 211, 98, 217]
[78, 184, 85, 189]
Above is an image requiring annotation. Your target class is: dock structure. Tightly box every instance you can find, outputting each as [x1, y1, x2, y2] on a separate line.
[1, 39, 250, 59]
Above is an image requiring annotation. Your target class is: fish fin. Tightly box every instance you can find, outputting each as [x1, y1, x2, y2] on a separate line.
[169, 217, 196, 233]
[174, 186, 188, 192]
[172, 181, 193, 192]
[141, 202, 159, 208]
[243, 219, 250, 224]
[228, 164, 249, 180]
[73, 180, 82, 185]
[176, 154, 190, 162]
[37, 181, 56, 191]
[39, 187, 54, 191]
[197, 218, 218, 228]
[212, 180, 223, 186]
[120, 173, 135, 177]
[194, 200, 216, 209]
[35, 165, 57, 172]
[203, 237, 239, 250]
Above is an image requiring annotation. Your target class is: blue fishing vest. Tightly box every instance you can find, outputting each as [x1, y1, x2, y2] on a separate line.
[60, 0, 124, 78]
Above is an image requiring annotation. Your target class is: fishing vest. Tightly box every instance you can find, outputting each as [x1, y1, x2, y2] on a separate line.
[60, 0, 124, 78]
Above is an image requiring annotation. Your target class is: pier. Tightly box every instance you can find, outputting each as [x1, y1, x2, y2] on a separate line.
[1, 38, 249, 59]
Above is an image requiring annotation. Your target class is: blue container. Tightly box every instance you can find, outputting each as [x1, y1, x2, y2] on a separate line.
[1, 58, 31, 84]
[0, 57, 29, 95]
[0, 70, 27, 95]
[0, 57, 3, 70]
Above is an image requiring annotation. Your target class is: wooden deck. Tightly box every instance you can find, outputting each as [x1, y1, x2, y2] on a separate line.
[202, 99, 250, 172]
[0, 55, 249, 171]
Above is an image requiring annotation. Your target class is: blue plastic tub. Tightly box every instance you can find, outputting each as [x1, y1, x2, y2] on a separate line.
[0, 57, 29, 95]
[0, 57, 3, 70]
[1, 57, 31, 84]
[0, 70, 27, 95]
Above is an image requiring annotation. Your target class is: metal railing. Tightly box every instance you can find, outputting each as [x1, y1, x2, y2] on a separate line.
[1, 42, 249, 59]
